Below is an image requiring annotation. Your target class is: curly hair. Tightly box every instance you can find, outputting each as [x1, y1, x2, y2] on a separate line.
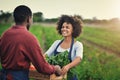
[56, 15, 83, 38]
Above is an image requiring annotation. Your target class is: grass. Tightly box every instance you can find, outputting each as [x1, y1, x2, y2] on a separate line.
[37, 25, 120, 80]
[80, 26, 120, 54]
[30, 24, 45, 50]
[0, 23, 120, 80]
[0, 23, 11, 35]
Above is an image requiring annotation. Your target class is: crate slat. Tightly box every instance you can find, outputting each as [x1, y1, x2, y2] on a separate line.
[29, 70, 67, 80]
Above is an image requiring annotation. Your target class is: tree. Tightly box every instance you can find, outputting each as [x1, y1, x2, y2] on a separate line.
[33, 12, 43, 22]
[0, 10, 12, 23]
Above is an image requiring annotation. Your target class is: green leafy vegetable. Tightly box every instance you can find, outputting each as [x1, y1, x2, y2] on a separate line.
[46, 50, 70, 67]
[46, 51, 79, 79]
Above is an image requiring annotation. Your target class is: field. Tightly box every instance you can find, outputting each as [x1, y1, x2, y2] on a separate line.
[0, 23, 120, 80]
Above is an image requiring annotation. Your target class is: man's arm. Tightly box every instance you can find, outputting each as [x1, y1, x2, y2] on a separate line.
[25, 36, 61, 75]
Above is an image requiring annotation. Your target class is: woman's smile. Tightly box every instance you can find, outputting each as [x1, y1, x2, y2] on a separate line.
[61, 22, 73, 37]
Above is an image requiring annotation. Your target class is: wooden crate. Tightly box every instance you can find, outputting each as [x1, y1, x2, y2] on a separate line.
[29, 70, 67, 80]
[50, 74, 67, 80]
[29, 70, 50, 80]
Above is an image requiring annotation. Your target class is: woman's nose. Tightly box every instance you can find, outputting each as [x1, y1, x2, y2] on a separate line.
[62, 27, 67, 30]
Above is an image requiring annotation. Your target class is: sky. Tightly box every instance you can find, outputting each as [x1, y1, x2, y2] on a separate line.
[0, 0, 120, 19]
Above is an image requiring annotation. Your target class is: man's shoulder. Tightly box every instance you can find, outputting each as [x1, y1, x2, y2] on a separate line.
[25, 31, 37, 40]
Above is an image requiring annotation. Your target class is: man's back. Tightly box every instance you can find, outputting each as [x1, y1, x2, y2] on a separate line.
[0, 5, 62, 80]
[0, 25, 57, 75]
[0, 25, 33, 70]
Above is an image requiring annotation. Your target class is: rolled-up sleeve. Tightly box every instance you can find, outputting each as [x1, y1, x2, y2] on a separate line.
[24, 34, 55, 75]
[75, 42, 83, 59]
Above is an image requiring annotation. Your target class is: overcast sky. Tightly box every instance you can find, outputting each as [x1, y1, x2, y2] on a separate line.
[0, 0, 120, 19]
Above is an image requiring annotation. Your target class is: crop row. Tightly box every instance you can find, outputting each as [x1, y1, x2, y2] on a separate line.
[31, 25, 120, 80]
[0, 24, 120, 80]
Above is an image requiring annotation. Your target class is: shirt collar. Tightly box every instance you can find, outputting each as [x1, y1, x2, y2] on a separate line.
[12, 25, 27, 30]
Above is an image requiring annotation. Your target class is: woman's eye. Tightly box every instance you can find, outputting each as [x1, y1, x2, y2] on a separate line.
[66, 26, 69, 29]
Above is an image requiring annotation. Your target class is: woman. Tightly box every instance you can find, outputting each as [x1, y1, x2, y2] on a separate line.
[45, 15, 83, 80]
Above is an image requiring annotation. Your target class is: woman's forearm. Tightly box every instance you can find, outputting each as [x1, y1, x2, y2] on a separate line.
[67, 57, 81, 69]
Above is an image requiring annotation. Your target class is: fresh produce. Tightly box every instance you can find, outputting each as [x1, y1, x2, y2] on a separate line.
[46, 51, 79, 79]
[46, 51, 70, 68]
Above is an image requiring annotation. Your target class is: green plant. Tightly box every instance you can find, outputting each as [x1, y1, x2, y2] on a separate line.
[46, 51, 70, 67]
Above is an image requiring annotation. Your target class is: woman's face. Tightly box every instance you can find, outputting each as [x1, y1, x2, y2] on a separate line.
[61, 22, 73, 37]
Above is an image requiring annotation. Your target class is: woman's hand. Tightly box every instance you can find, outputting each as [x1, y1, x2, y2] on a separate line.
[61, 65, 70, 75]
[61, 57, 81, 75]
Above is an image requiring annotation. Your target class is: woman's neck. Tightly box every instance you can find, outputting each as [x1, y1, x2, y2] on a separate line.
[60, 36, 73, 49]
[64, 36, 72, 43]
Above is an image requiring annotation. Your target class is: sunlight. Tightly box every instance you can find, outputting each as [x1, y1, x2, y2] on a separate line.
[113, 0, 120, 19]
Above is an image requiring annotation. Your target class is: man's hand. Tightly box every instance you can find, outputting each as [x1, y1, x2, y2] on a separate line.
[54, 65, 62, 76]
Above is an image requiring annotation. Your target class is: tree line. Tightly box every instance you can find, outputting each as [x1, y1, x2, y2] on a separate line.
[0, 10, 120, 25]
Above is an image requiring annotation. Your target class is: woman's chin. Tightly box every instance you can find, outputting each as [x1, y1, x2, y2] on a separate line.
[62, 35, 67, 37]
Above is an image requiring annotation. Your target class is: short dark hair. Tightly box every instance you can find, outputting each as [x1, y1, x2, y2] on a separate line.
[13, 5, 32, 24]
[57, 15, 83, 38]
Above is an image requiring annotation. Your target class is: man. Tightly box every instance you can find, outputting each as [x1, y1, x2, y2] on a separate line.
[0, 5, 61, 80]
